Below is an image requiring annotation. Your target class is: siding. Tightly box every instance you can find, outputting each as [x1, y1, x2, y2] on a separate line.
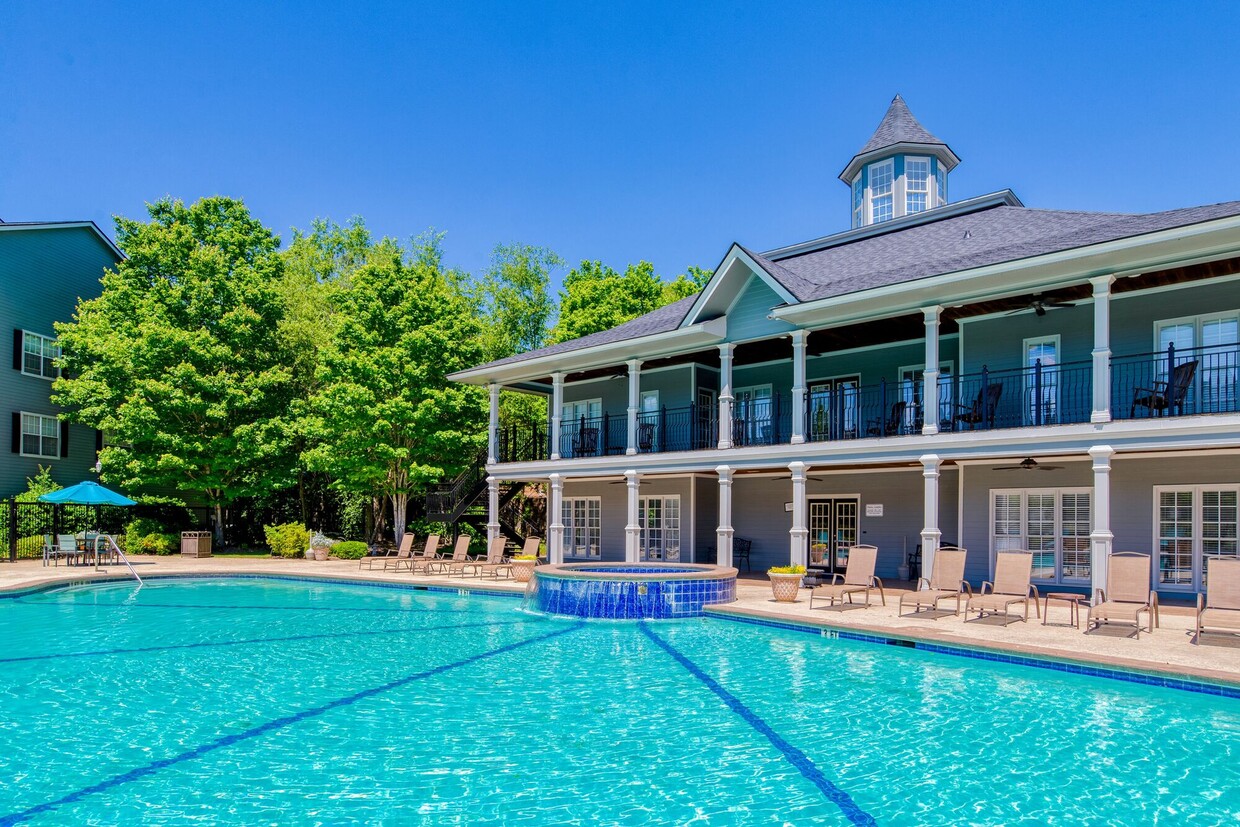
[1110, 279, 1240, 357]
[562, 376, 626, 413]
[0, 227, 118, 495]
[640, 365, 694, 411]
[725, 276, 796, 343]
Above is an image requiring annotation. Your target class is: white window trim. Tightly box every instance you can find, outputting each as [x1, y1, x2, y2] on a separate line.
[989, 487, 1092, 585]
[19, 411, 61, 459]
[562, 496, 601, 560]
[639, 494, 681, 562]
[562, 397, 603, 420]
[1153, 309, 1239, 351]
[1151, 484, 1240, 592]
[21, 330, 61, 381]
[867, 159, 895, 224]
[904, 156, 931, 215]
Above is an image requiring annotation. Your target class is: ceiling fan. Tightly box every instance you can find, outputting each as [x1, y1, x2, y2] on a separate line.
[995, 457, 1064, 472]
[1007, 294, 1076, 317]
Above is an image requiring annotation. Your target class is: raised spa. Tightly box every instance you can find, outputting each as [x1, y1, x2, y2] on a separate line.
[529, 562, 738, 619]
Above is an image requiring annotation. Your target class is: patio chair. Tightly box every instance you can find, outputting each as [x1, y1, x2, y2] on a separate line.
[809, 545, 885, 609]
[951, 384, 1002, 431]
[1130, 360, 1198, 418]
[466, 536, 513, 579]
[1086, 552, 1158, 638]
[359, 539, 398, 570]
[866, 400, 908, 438]
[637, 421, 657, 451]
[377, 534, 416, 571]
[399, 534, 446, 573]
[42, 534, 70, 567]
[733, 537, 752, 572]
[966, 551, 1040, 624]
[898, 547, 971, 618]
[520, 536, 544, 562]
[426, 534, 476, 575]
[1195, 558, 1240, 642]
[57, 534, 83, 566]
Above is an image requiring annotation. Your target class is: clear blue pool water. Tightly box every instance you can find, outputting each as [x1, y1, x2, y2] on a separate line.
[0, 577, 1237, 825]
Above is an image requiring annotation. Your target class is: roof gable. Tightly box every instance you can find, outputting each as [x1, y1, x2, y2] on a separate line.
[679, 243, 800, 328]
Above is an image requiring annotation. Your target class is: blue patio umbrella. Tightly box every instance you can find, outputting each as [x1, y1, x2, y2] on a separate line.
[38, 480, 137, 507]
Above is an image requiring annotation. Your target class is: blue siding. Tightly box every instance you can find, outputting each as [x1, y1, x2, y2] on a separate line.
[725, 276, 796, 343]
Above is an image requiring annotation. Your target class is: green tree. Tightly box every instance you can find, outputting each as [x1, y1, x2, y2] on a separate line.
[52, 196, 296, 539]
[302, 233, 486, 545]
[477, 243, 562, 360]
[550, 260, 708, 343]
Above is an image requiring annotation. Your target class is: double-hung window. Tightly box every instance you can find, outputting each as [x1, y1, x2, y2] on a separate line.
[905, 157, 930, 214]
[562, 497, 601, 558]
[936, 165, 947, 205]
[991, 488, 1091, 584]
[639, 495, 680, 562]
[22, 332, 60, 379]
[869, 160, 894, 223]
[21, 412, 60, 459]
[1155, 486, 1239, 591]
[852, 174, 864, 228]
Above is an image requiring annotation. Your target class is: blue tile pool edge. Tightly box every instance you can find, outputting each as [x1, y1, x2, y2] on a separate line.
[0, 572, 527, 602]
[704, 608, 1240, 699]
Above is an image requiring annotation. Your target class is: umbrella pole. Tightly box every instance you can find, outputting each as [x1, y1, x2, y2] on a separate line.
[94, 504, 103, 572]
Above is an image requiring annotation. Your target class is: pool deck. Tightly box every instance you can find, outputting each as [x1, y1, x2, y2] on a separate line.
[3, 556, 1238, 688]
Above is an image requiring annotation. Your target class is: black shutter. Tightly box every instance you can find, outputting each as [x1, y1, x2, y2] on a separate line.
[60, 421, 69, 457]
[12, 329, 22, 371]
[11, 412, 20, 454]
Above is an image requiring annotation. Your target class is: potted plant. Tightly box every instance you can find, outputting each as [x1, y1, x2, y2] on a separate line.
[510, 554, 538, 583]
[310, 532, 333, 561]
[767, 564, 806, 602]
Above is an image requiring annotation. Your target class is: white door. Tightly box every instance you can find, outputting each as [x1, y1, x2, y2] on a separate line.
[639, 495, 681, 562]
[1024, 337, 1059, 425]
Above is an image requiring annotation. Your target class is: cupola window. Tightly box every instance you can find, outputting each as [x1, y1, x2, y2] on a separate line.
[870, 159, 894, 223]
[906, 157, 930, 214]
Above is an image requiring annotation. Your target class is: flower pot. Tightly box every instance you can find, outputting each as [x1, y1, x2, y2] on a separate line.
[768, 572, 804, 603]
[510, 559, 537, 583]
[312, 547, 329, 561]
[304, 549, 314, 559]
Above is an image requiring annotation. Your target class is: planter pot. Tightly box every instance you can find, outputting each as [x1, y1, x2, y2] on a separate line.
[312, 547, 329, 561]
[304, 549, 314, 559]
[897, 565, 910, 581]
[768, 572, 804, 603]
[510, 559, 537, 583]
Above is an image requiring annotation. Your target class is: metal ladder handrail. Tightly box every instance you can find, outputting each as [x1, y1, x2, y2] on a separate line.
[104, 534, 143, 586]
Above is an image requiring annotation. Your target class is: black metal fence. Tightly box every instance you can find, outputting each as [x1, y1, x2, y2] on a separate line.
[942, 360, 1094, 431]
[497, 421, 548, 464]
[3, 500, 210, 561]
[1112, 342, 1239, 420]
[731, 394, 791, 447]
[636, 403, 719, 453]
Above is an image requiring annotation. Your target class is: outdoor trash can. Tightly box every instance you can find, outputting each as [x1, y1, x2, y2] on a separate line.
[181, 531, 212, 558]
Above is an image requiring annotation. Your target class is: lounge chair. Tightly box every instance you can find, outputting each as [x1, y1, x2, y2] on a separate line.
[375, 534, 415, 571]
[1196, 558, 1240, 642]
[809, 545, 885, 609]
[866, 400, 908, 437]
[427, 534, 476, 575]
[399, 534, 444, 574]
[519, 536, 543, 562]
[359, 538, 401, 570]
[898, 547, 971, 617]
[465, 537, 512, 579]
[1131, 359, 1198, 418]
[967, 551, 1040, 624]
[1086, 552, 1158, 638]
[42, 534, 72, 567]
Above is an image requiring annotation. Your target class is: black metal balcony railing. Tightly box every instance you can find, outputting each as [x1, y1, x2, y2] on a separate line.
[943, 359, 1094, 431]
[1112, 342, 1240, 420]
[731, 394, 792, 447]
[806, 380, 924, 442]
[497, 421, 548, 464]
[559, 413, 629, 459]
[636, 403, 719, 453]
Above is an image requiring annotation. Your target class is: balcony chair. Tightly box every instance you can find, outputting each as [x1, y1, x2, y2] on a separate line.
[637, 421, 657, 451]
[573, 426, 599, 457]
[951, 383, 1002, 430]
[1130, 359, 1198, 418]
[866, 400, 908, 437]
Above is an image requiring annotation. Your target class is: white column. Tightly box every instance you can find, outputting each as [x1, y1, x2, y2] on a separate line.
[550, 372, 564, 460]
[922, 306, 942, 435]
[1089, 446, 1115, 601]
[788, 461, 809, 567]
[790, 330, 809, 444]
[626, 359, 641, 455]
[717, 344, 735, 449]
[716, 465, 734, 568]
[486, 476, 501, 542]
[487, 383, 500, 464]
[548, 473, 564, 564]
[1091, 276, 1115, 424]
[920, 454, 942, 585]
[624, 470, 641, 562]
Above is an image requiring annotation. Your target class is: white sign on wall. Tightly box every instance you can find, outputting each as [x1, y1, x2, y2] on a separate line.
[865, 503, 884, 517]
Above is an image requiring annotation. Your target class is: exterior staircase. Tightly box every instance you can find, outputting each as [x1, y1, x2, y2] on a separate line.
[426, 451, 527, 546]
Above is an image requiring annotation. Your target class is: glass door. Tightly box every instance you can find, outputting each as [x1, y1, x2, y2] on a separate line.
[696, 388, 716, 449]
[733, 384, 772, 445]
[639, 495, 680, 562]
[808, 497, 859, 574]
[1024, 337, 1059, 425]
[808, 377, 860, 440]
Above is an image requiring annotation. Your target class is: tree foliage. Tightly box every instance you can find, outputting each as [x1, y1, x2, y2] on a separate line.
[477, 243, 562, 361]
[53, 196, 296, 536]
[550, 260, 712, 343]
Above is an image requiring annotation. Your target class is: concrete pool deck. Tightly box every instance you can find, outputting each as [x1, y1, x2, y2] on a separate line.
[2, 556, 1238, 687]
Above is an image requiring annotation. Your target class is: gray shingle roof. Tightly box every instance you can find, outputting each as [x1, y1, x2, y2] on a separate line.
[855, 94, 947, 157]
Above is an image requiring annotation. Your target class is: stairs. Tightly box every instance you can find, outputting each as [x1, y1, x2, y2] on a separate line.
[426, 452, 527, 546]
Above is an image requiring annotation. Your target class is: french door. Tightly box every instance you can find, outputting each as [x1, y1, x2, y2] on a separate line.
[639, 495, 681, 562]
[808, 497, 859, 574]
[733, 384, 772, 445]
[1155, 486, 1239, 591]
[808, 377, 860, 440]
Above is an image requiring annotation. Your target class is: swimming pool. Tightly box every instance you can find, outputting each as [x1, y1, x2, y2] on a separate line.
[1, 576, 1236, 824]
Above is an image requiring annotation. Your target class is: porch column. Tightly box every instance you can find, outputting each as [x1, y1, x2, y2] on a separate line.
[788, 461, 809, 567]
[920, 454, 942, 584]
[1090, 276, 1115, 424]
[550, 372, 564, 460]
[716, 465, 734, 567]
[1089, 446, 1115, 601]
[548, 473, 565, 564]
[486, 476, 501, 542]
[487, 383, 500, 464]
[626, 359, 641, 455]
[718, 344, 735, 449]
[790, 330, 809, 444]
[624, 470, 641, 562]
[922, 306, 942, 435]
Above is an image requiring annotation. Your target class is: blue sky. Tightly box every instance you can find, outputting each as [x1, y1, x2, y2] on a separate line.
[2, 1, 1239, 287]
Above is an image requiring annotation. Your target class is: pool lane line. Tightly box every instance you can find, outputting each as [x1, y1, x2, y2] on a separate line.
[10, 599, 469, 614]
[0, 618, 523, 665]
[638, 624, 877, 827]
[0, 622, 584, 827]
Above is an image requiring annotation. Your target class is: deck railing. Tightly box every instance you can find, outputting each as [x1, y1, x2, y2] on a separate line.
[805, 379, 927, 442]
[636, 403, 719, 454]
[731, 393, 792, 447]
[1112, 342, 1240, 419]
[496, 421, 549, 464]
[941, 360, 1093, 431]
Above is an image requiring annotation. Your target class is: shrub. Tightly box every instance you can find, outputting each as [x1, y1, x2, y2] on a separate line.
[124, 518, 178, 555]
[264, 523, 310, 558]
[768, 564, 806, 575]
[331, 540, 368, 560]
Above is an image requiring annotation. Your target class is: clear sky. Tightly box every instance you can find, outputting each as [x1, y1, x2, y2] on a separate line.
[3, 1, 1239, 286]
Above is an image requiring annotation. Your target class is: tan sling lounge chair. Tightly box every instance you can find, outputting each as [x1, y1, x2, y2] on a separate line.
[898, 547, 971, 617]
[967, 551, 1040, 624]
[465, 537, 512, 579]
[1196, 558, 1240, 641]
[394, 534, 440, 572]
[809, 545, 885, 609]
[1086, 552, 1158, 638]
[520, 536, 543, 562]
[376, 534, 416, 571]
[427, 534, 476, 575]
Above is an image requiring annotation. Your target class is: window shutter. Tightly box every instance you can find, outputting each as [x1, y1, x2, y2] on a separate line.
[12, 329, 22, 371]
[60, 421, 69, 458]
[11, 412, 20, 454]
